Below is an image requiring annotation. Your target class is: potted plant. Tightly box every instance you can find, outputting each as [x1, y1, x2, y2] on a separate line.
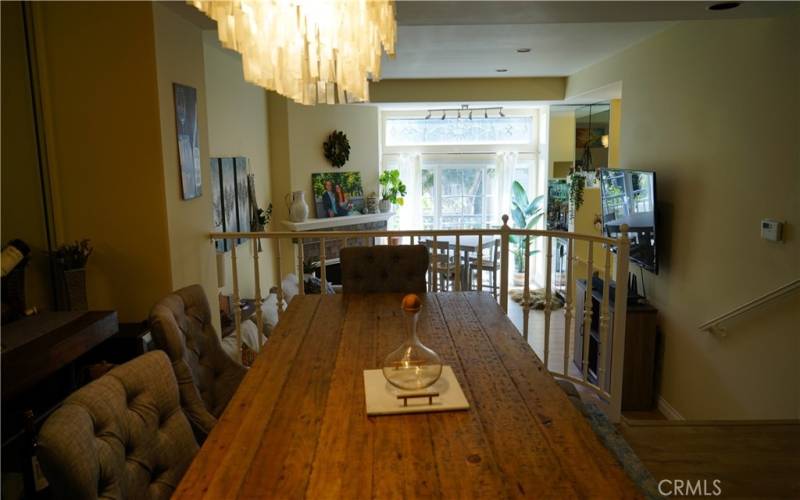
[508, 181, 544, 287]
[52, 239, 93, 310]
[378, 169, 407, 213]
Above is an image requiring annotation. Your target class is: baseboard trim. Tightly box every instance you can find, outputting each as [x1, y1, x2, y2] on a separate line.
[657, 395, 685, 421]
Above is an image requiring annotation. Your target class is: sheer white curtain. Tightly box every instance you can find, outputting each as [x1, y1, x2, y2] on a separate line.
[396, 153, 423, 230]
[493, 151, 518, 225]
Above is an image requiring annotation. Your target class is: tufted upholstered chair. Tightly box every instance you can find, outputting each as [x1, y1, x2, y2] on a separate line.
[340, 245, 429, 293]
[38, 351, 198, 500]
[149, 285, 246, 438]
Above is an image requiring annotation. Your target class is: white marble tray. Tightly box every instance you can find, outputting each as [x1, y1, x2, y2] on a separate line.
[363, 365, 470, 416]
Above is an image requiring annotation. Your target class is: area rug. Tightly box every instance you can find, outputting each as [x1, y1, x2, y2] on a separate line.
[509, 288, 565, 310]
[583, 403, 663, 499]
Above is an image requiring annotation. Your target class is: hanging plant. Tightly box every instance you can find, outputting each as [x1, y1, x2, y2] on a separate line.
[323, 130, 350, 168]
[568, 171, 586, 218]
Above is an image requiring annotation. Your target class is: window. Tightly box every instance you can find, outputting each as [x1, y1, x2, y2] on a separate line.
[385, 117, 534, 146]
[382, 108, 542, 230]
[417, 160, 533, 229]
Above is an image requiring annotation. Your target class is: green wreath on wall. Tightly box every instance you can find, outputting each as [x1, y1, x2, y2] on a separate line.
[323, 130, 350, 168]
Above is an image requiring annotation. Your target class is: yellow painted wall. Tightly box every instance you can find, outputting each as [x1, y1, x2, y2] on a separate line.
[287, 103, 380, 214]
[32, 1, 172, 321]
[266, 93, 294, 278]
[608, 99, 621, 168]
[151, 3, 219, 331]
[267, 100, 380, 279]
[1, 2, 52, 311]
[567, 15, 800, 419]
[202, 32, 277, 298]
[547, 110, 575, 178]
[370, 77, 566, 103]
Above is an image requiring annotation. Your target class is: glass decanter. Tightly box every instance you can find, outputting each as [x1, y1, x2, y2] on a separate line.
[382, 294, 443, 390]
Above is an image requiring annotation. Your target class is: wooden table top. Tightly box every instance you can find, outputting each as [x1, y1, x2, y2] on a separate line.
[174, 293, 639, 499]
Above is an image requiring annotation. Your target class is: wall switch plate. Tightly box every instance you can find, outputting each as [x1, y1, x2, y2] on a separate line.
[760, 219, 783, 242]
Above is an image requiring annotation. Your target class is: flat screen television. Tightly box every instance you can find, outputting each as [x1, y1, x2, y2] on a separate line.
[599, 168, 658, 273]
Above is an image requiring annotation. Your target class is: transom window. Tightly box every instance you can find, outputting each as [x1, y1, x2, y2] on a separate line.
[385, 117, 534, 146]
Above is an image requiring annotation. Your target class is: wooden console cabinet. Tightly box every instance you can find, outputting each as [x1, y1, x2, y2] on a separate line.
[573, 279, 657, 411]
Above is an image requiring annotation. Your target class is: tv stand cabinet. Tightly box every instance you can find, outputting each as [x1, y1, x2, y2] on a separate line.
[573, 279, 657, 411]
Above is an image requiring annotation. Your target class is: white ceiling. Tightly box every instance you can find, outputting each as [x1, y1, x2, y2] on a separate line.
[382, 1, 798, 79]
[172, 1, 799, 80]
[380, 22, 672, 78]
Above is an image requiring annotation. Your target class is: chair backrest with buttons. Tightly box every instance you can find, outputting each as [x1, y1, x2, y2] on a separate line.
[341, 245, 429, 293]
[38, 351, 198, 500]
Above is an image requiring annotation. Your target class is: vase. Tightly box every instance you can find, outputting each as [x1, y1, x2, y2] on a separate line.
[62, 268, 88, 311]
[285, 191, 308, 222]
[379, 199, 392, 213]
[366, 194, 379, 214]
[382, 294, 442, 391]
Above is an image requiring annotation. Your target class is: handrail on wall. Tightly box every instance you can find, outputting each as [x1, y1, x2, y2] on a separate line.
[698, 278, 800, 336]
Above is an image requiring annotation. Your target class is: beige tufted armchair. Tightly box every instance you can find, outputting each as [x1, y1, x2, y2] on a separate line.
[340, 245, 429, 294]
[38, 351, 198, 500]
[149, 285, 246, 439]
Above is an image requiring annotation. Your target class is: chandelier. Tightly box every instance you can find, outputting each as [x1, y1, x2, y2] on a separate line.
[190, 0, 396, 105]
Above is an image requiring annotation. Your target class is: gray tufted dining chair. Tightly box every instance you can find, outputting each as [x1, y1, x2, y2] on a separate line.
[149, 285, 246, 439]
[37, 351, 198, 500]
[340, 245, 429, 293]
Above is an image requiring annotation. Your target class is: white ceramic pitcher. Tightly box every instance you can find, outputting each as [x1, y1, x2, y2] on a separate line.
[285, 190, 309, 222]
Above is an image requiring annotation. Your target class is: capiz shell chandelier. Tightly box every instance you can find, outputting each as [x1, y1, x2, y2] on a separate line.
[190, 0, 396, 105]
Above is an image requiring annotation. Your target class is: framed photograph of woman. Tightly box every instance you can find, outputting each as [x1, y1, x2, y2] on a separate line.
[311, 172, 364, 218]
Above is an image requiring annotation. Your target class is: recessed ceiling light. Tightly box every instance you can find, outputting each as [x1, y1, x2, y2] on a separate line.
[707, 2, 741, 11]
[516, 48, 531, 53]
[496, 69, 508, 73]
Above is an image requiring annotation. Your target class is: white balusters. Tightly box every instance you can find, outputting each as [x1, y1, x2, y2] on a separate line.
[454, 235, 461, 292]
[582, 241, 594, 382]
[320, 237, 327, 295]
[297, 237, 305, 297]
[563, 238, 574, 375]
[206, 219, 632, 422]
[500, 215, 510, 313]
[274, 237, 283, 317]
[476, 234, 483, 292]
[252, 239, 264, 353]
[432, 236, 439, 292]
[598, 244, 612, 389]
[230, 243, 242, 358]
[543, 235, 553, 370]
[522, 235, 531, 341]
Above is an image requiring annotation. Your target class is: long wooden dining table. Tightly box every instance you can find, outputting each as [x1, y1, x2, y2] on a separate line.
[174, 292, 639, 499]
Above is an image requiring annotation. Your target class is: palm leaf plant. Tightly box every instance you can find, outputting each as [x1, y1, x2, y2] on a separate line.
[509, 181, 545, 273]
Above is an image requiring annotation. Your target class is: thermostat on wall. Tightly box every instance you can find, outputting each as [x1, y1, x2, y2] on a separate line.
[760, 219, 783, 242]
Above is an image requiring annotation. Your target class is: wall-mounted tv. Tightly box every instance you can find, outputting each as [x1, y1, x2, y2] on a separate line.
[599, 169, 658, 273]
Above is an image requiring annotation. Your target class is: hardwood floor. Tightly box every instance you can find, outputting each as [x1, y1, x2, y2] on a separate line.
[620, 420, 800, 499]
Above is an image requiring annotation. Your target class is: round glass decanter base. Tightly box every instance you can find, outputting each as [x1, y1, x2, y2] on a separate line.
[382, 355, 443, 391]
[381, 295, 443, 391]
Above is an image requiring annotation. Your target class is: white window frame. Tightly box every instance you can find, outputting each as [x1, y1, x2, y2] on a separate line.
[381, 107, 543, 226]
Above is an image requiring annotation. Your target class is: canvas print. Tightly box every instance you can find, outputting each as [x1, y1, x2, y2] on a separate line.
[234, 157, 250, 245]
[547, 179, 569, 231]
[210, 158, 225, 252]
[311, 172, 364, 218]
[173, 83, 202, 200]
[220, 158, 237, 250]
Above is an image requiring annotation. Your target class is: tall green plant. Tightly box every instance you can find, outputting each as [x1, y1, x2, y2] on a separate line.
[509, 181, 544, 273]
